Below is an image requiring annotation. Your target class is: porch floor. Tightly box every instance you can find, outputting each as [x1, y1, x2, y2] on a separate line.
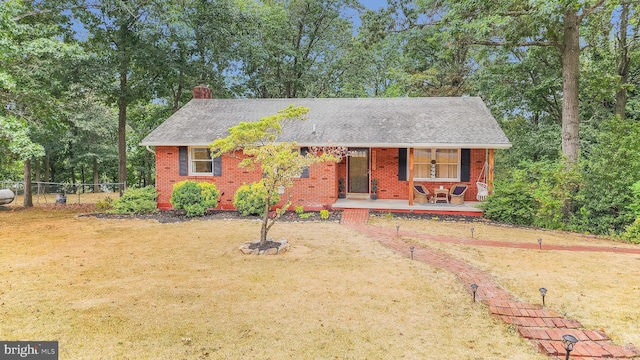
[332, 198, 484, 216]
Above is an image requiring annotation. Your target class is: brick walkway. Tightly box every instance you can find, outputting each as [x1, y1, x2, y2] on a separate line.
[340, 209, 370, 225]
[345, 219, 640, 360]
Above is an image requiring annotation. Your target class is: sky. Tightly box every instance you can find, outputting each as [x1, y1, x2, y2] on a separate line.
[361, 0, 388, 10]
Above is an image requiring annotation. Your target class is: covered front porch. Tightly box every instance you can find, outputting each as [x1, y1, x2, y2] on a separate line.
[332, 198, 484, 217]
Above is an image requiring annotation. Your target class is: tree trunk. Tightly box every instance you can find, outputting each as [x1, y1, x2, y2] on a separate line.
[23, 159, 33, 207]
[93, 157, 99, 192]
[34, 158, 41, 195]
[146, 152, 153, 186]
[615, 2, 631, 120]
[44, 153, 50, 193]
[561, 10, 580, 163]
[260, 197, 270, 245]
[173, 70, 183, 113]
[118, 73, 127, 195]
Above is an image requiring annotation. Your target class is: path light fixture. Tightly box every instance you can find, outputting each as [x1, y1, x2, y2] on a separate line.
[537, 237, 542, 250]
[396, 225, 400, 236]
[470, 227, 475, 238]
[409, 246, 414, 260]
[562, 334, 578, 360]
[471, 283, 478, 302]
[539, 287, 547, 307]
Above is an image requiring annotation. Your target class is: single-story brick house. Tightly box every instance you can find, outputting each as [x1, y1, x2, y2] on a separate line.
[140, 86, 511, 210]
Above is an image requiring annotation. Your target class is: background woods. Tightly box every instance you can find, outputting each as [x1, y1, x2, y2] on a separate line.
[1, 0, 639, 239]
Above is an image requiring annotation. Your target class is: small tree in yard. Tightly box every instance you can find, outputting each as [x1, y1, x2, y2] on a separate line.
[211, 105, 342, 247]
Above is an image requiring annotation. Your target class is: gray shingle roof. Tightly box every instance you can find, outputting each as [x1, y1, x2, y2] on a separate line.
[140, 97, 511, 149]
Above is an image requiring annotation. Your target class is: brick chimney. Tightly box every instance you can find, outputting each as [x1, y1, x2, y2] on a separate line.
[193, 84, 212, 99]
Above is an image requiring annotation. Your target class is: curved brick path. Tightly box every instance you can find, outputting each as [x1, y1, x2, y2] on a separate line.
[340, 209, 640, 359]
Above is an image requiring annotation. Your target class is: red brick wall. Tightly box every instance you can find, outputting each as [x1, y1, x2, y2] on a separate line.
[155, 146, 337, 211]
[155, 146, 487, 209]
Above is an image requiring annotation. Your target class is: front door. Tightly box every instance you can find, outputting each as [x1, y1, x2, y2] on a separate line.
[348, 148, 369, 193]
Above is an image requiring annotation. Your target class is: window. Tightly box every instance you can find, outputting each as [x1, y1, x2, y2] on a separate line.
[413, 149, 459, 181]
[188, 147, 221, 176]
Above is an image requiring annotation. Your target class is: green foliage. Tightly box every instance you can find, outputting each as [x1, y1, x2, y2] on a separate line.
[110, 187, 158, 214]
[298, 213, 312, 219]
[481, 173, 538, 226]
[233, 182, 279, 216]
[295, 205, 305, 215]
[483, 160, 580, 228]
[170, 180, 220, 217]
[320, 209, 330, 220]
[94, 196, 114, 212]
[572, 117, 640, 234]
[622, 218, 640, 244]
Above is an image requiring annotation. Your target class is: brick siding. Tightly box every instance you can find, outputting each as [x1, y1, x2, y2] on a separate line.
[155, 146, 337, 211]
[155, 146, 487, 210]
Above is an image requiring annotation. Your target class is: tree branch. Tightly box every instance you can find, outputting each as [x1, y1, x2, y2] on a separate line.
[578, 0, 606, 22]
[462, 40, 554, 47]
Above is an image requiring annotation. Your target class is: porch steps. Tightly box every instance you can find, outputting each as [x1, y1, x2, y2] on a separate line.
[340, 209, 369, 225]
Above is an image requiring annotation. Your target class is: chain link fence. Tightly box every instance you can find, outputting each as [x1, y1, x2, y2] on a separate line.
[1, 181, 126, 205]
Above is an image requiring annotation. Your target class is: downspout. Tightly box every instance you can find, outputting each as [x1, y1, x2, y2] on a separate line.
[146, 145, 155, 155]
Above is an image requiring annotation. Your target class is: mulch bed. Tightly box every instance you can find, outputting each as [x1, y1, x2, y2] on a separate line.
[83, 209, 344, 224]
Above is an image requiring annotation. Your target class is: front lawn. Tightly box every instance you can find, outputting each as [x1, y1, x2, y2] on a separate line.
[0, 206, 549, 359]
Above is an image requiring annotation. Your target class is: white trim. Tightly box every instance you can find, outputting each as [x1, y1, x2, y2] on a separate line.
[410, 148, 461, 182]
[188, 147, 214, 176]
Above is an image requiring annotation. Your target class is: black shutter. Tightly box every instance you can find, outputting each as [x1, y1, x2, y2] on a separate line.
[179, 147, 188, 176]
[460, 149, 470, 182]
[213, 156, 222, 176]
[398, 148, 407, 181]
[300, 147, 309, 178]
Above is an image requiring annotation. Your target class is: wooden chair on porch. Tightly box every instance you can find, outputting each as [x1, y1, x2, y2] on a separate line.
[449, 184, 468, 205]
[413, 185, 430, 204]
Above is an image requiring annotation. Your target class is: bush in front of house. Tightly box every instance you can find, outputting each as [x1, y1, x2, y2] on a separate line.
[110, 186, 158, 214]
[94, 196, 114, 212]
[170, 180, 220, 217]
[233, 182, 279, 216]
[481, 178, 537, 226]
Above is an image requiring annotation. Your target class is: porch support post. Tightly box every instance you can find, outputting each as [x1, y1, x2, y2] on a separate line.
[408, 148, 414, 205]
[488, 148, 495, 193]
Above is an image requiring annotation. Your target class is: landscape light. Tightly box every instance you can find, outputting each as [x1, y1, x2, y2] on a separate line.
[562, 334, 578, 360]
[409, 246, 414, 260]
[471, 283, 478, 302]
[539, 287, 547, 306]
[470, 227, 475, 238]
[537, 237, 542, 250]
[396, 225, 400, 236]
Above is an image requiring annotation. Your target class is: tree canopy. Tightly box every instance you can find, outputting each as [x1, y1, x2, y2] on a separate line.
[1, 0, 639, 238]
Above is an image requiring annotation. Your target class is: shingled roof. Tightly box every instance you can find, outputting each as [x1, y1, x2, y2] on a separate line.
[140, 97, 511, 149]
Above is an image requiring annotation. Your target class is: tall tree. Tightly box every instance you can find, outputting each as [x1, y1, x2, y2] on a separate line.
[240, 0, 362, 98]
[613, 1, 639, 119]
[410, 0, 609, 163]
[142, 0, 244, 110]
[0, 0, 81, 205]
[73, 0, 157, 192]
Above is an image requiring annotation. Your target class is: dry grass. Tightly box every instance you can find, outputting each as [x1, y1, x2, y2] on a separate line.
[7, 192, 115, 207]
[370, 215, 640, 347]
[0, 206, 548, 359]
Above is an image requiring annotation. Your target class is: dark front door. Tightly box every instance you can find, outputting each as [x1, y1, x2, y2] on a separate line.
[348, 148, 369, 193]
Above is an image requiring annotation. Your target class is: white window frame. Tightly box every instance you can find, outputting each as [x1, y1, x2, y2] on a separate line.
[413, 148, 461, 182]
[189, 147, 214, 176]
